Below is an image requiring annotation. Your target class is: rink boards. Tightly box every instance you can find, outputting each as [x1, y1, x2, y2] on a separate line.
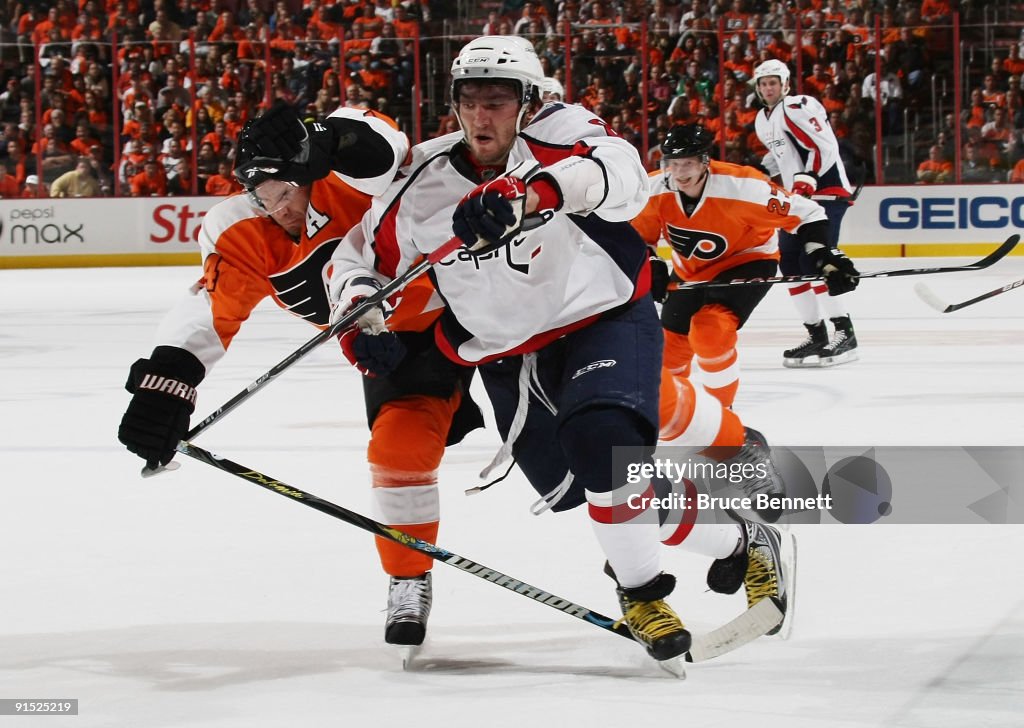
[3, 184, 1024, 268]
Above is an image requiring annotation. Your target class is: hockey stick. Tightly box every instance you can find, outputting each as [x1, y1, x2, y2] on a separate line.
[140, 234, 468, 478]
[175, 438, 783, 663]
[187, 234, 465, 439]
[667, 234, 1019, 292]
[166, 214, 555, 457]
[914, 276, 1024, 313]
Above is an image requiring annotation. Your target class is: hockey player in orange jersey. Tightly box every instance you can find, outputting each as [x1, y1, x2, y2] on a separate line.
[117, 102, 481, 652]
[633, 123, 856, 521]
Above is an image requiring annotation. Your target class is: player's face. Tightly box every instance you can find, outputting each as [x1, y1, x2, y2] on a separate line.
[456, 83, 522, 166]
[664, 157, 708, 196]
[757, 76, 784, 106]
[250, 179, 310, 238]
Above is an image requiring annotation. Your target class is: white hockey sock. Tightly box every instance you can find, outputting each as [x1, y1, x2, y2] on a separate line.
[786, 282, 821, 325]
[675, 523, 744, 559]
[591, 518, 663, 589]
[820, 289, 851, 320]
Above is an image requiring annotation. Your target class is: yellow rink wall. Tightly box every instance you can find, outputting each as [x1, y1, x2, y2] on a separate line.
[3, 185, 1024, 269]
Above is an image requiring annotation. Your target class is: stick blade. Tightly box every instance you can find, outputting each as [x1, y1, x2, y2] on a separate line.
[973, 234, 1020, 269]
[914, 281, 952, 313]
[685, 597, 784, 663]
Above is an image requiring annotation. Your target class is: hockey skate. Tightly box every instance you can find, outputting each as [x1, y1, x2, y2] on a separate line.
[385, 573, 432, 667]
[726, 427, 786, 522]
[615, 573, 691, 667]
[820, 316, 858, 366]
[706, 519, 796, 639]
[782, 321, 829, 368]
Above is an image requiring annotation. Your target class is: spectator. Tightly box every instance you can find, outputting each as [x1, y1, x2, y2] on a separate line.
[5, 140, 35, 185]
[195, 141, 219, 190]
[961, 143, 996, 183]
[0, 165, 20, 197]
[205, 158, 241, 195]
[1004, 45, 1024, 78]
[130, 158, 168, 196]
[862, 63, 904, 132]
[21, 174, 50, 198]
[917, 145, 953, 184]
[166, 157, 193, 196]
[84, 144, 114, 196]
[201, 120, 235, 159]
[69, 122, 101, 156]
[1008, 155, 1024, 183]
[50, 157, 103, 197]
[982, 106, 1013, 153]
[981, 74, 1007, 109]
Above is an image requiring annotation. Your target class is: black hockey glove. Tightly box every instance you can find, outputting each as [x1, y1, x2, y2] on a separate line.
[805, 243, 860, 295]
[452, 176, 528, 255]
[118, 346, 205, 469]
[649, 254, 670, 303]
[234, 102, 337, 188]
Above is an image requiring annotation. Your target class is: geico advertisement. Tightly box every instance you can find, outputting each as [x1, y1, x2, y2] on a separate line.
[844, 185, 1024, 245]
[0, 197, 216, 257]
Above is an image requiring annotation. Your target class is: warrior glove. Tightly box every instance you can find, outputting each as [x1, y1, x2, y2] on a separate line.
[118, 346, 205, 469]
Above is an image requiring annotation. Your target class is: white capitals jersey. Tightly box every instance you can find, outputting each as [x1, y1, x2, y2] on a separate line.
[330, 102, 653, 365]
[754, 94, 853, 200]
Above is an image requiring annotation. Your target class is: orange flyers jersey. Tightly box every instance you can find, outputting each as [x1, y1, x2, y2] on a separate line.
[153, 108, 410, 374]
[631, 161, 826, 282]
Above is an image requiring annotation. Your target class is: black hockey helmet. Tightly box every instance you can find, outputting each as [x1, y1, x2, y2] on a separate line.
[661, 124, 715, 162]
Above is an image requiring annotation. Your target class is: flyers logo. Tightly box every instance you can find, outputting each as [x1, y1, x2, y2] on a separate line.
[268, 239, 342, 325]
[665, 224, 727, 261]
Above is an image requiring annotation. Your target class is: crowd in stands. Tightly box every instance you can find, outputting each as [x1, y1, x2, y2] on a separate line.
[0, 0, 432, 198]
[0, 0, 1019, 200]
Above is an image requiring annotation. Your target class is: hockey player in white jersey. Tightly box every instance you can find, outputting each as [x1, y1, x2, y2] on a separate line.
[753, 59, 861, 367]
[329, 36, 702, 664]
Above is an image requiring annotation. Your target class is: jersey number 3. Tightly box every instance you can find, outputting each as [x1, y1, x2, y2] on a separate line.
[665, 224, 728, 261]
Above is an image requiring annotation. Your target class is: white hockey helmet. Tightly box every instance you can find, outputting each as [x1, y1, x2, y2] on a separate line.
[752, 59, 791, 104]
[540, 77, 564, 102]
[450, 35, 544, 133]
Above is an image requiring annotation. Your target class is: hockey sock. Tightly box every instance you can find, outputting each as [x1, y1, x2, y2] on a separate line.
[563, 406, 663, 589]
[820, 290, 852, 321]
[663, 330, 694, 381]
[674, 523, 745, 558]
[659, 371, 745, 449]
[690, 304, 740, 408]
[368, 394, 456, 577]
[786, 281, 822, 325]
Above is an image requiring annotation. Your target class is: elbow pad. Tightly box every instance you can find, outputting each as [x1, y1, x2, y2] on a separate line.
[528, 155, 607, 214]
[797, 219, 830, 251]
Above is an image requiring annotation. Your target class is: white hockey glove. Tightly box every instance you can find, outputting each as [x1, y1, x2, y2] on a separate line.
[332, 276, 406, 376]
[791, 172, 817, 198]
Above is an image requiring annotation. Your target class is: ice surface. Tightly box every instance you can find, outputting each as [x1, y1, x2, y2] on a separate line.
[1, 257, 1023, 727]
